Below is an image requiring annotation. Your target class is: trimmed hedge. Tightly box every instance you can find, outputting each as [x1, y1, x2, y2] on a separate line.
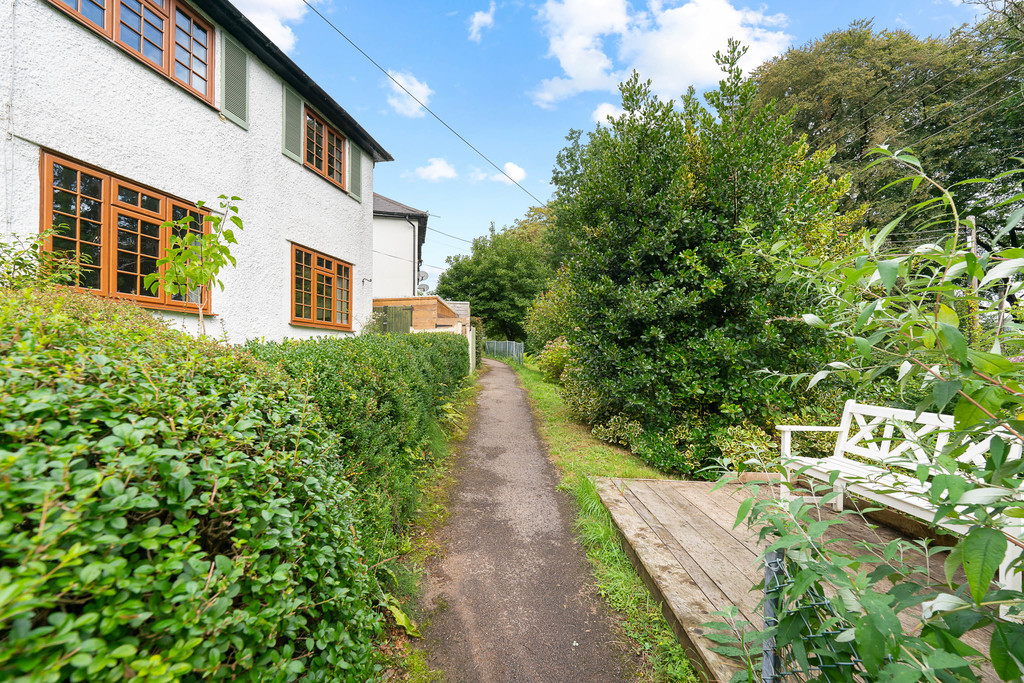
[0, 289, 380, 681]
[246, 332, 469, 567]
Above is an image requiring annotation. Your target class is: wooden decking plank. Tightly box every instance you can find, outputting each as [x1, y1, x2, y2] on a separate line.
[668, 480, 776, 553]
[594, 478, 742, 683]
[634, 481, 762, 623]
[617, 482, 737, 609]
[649, 482, 763, 583]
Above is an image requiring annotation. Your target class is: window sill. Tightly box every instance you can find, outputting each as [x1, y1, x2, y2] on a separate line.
[289, 320, 352, 332]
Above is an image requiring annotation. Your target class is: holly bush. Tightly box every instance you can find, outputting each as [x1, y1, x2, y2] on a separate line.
[548, 42, 860, 474]
[0, 289, 380, 682]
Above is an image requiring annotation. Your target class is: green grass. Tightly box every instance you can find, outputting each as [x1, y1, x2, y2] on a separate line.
[512, 363, 700, 683]
[376, 374, 484, 682]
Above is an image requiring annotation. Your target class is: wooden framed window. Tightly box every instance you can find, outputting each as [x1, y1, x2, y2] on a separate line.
[41, 151, 211, 313]
[45, 0, 214, 103]
[291, 244, 352, 331]
[303, 107, 347, 190]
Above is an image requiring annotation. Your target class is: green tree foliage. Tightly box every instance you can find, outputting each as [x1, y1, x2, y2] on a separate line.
[753, 19, 1024, 246]
[524, 266, 573, 353]
[549, 42, 858, 473]
[435, 221, 552, 341]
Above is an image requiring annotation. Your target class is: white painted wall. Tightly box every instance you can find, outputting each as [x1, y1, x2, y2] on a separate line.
[372, 215, 417, 299]
[0, 0, 376, 343]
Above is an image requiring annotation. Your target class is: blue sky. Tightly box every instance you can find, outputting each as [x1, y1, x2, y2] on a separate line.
[233, 0, 984, 290]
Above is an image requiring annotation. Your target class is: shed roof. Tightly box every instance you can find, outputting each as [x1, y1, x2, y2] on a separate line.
[190, 0, 392, 163]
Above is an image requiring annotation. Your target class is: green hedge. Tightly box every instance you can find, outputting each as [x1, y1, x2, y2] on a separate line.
[246, 332, 468, 567]
[0, 289, 380, 682]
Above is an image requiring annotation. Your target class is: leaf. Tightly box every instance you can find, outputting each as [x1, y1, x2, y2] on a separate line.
[386, 597, 421, 638]
[854, 300, 878, 333]
[877, 259, 900, 293]
[807, 370, 830, 389]
[990, 622, 1024, 680]
[801, 313, 826, 329]
[872, 214, 907, 253]
[961, 527, 1007, 604]
[934, 304, 959, 327]
[734, 497, 754, 528]
[980, 257, 1024, 287]
[932, 380, 961, 411]
[937, 322, 967, 364]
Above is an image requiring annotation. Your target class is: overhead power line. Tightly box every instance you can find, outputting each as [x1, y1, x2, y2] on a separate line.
[427, 226, 474, 244]
[299, 0, 547, 207]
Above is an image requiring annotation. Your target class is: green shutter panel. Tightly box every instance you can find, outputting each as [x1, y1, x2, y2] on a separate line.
[282, 86, 303, 162]
[222, 36, 248, 129]
[349, 144, 363, 201]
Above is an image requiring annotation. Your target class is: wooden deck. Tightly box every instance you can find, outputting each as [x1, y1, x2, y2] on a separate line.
[595, 477, 995, 683]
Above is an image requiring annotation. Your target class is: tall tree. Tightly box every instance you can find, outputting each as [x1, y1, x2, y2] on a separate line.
[753, 18, 1024, 247]
[435, 220, 551, 341]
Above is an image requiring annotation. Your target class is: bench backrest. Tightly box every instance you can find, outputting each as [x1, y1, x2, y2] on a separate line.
[834, 399, 1021, 469]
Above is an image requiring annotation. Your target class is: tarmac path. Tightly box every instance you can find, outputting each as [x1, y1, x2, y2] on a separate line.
[419, 359, 637, 682]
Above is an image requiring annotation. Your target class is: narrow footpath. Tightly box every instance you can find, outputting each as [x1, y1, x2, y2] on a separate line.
[419, 359, 637, 682]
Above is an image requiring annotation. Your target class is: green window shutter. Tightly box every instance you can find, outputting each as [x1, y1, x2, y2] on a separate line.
[222, 36, 248, 129]
[282, 85, 303, 162]
[349, 144, 363, 201]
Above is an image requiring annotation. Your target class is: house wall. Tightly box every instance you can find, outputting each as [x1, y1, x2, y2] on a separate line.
[372, 215, 417, 299]
[0, 0, 375, 343]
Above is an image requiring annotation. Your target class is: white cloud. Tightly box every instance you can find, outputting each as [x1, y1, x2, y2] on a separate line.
[592, 102, 625, 124]
[408, 158, 458, 182]
[533, 0, 791, 107]
[468, 167, 490, 183]
[232, 0, 311, 53]
[491, 162, 527, 185]
[469, 2, 496, 42]
[386, 70, 434, 118]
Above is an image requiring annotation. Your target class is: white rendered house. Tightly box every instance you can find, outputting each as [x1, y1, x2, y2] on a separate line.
[0, 0, 392, 342]
[371, 193, 427, 299]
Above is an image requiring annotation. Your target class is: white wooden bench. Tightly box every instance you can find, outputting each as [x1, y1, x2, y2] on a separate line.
[778, 399, 1023, 594]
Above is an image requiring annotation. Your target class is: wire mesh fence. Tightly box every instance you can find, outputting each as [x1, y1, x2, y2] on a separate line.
[484, 340, 524, 364]
[763, 550, 869, 683]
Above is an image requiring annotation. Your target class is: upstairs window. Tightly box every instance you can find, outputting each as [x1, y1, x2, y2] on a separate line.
[42, 151, 211, 313]
[291, 244, 352, 330]
[46, 0, 214, 104]
[303, 108, 347, 190]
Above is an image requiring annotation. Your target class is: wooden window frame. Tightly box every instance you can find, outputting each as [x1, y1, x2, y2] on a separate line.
[45, 0, 215, 105]
[40, 150, 213, 315]
[303, 107, 347, 191]
[290, 244, 353, 331]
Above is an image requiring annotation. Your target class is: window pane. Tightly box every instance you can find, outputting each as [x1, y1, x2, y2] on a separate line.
[52, 214, 76, 237]
[175, 61, 189, 82]
[80, 266, 101, 290]
[140, 194, 160, 212]
[81, 174, 102, 199]
[80, 220, 101, 244]
[141, 235, 159, 256]
[81, 242, 101, 265]
[117, 229, 138, 251]
[52, 237, 77, 255]
[53, 163, 78, 191]
[83, 0, 105, 27]
[118, 251, 137, 273]
[80, 197, 101, 221]
[118, 186, 140, 205]
[53, 189, 76, 214]
[117, 272, 137, 294]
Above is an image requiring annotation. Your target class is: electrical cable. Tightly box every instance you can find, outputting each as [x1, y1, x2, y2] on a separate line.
[299, 0, 547, 207]
[426, 226, 474, 244]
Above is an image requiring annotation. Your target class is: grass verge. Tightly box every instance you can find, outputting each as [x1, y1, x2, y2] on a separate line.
[511, 361, 701, 683]
[377, 366, 487, 682]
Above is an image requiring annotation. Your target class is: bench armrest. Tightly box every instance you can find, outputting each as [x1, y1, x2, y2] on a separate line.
[776, 425, 842, 459]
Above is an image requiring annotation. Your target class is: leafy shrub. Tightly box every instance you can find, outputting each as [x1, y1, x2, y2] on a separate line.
[246, 333, 468, 569]
[547, 45, 857, 474]
[0, 289, 380, 682]
[524, 268, 572, 354]
[536, 336, 570, 384]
